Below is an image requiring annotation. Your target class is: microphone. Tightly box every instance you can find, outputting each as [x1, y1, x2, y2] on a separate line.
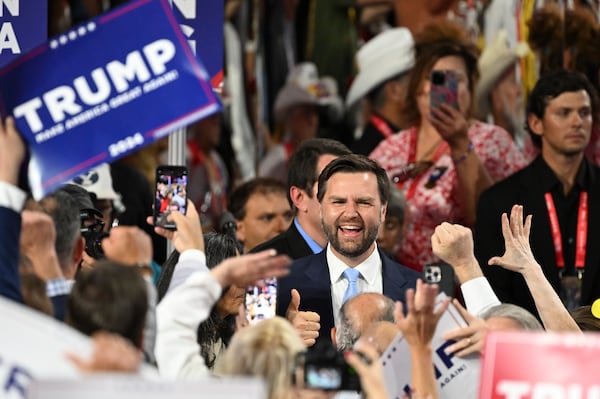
[219, 211, 238, 239]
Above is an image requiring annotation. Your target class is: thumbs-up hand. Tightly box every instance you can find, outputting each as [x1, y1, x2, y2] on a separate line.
[286, 289, 320, 347]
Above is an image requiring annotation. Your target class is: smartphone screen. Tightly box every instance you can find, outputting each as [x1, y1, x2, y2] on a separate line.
[153, 165, 188, 230]
[245, 278, 277, 325]
[429, 70, 459, 112]
[423, 262, 456, 297]
[305, 365, 342, 390]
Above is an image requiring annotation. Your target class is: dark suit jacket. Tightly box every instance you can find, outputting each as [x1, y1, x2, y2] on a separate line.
[276, 248, 419, 344]
[475, 156, 600, 317]
[0, 207, 23, 303]
[250, 221, 314, 259]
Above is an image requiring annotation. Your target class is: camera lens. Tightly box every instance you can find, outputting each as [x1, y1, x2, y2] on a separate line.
[84, 231, 109, 259]
[431, 71, 445, 85]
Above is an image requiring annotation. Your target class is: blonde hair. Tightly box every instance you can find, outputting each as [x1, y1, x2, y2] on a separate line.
[215, 317, 304, 399]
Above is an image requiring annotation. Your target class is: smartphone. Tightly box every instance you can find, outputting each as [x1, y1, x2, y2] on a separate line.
[423, 262, 456, 297]
[153, 165, 188, 230]
[430, 70, 459, 112]
[245, 278, 277, 325]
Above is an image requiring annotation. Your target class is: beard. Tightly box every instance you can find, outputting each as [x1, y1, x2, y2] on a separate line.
[322, 216, 380, 259]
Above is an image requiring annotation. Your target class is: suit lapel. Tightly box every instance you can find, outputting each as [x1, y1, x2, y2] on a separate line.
[380, 250, 412, 301]
[286, 222, 314, 259]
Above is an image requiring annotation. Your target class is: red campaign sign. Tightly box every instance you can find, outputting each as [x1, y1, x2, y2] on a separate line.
[479, 331, 600, 399]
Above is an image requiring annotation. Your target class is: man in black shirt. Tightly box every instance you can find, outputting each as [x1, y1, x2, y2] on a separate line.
[475, 70, 600, 316]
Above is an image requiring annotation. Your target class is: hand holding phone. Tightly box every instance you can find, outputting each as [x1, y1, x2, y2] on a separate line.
[153, 165, 188, 230]
[423, 262, 456, 297]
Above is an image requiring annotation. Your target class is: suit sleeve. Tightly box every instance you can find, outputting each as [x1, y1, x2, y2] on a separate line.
[0, 207, 23, 303]
[474, 188, 516, 304]
[276, 274, 292, 317]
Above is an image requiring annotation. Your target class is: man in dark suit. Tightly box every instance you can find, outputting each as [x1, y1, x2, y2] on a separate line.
[0, 116, 25, 303]
[276, 154, 419, 345]
[252, 138, 352, 258]
[475, 70, 600, 317]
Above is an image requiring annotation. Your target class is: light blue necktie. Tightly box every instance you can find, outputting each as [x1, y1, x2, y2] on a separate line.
[342, 268, 361, 303]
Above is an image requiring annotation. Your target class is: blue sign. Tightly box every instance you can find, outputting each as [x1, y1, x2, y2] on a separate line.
[169, 0, 224, 87]
[0, 0, 221, 199]
[0, 1, 47, 67]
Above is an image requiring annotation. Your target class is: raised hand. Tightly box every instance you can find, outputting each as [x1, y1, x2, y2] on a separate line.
[431, 222, 482, 283]
[286, 288, 320, 347]
[211, 249, 290, 289]
[442, 299, 487, 357]
[394, 279, 450, 350]
[0, 116, 25, 185]
[488, 205, 537, 274]
[102, 226, 153, 266]
[147, 199, 204, 252]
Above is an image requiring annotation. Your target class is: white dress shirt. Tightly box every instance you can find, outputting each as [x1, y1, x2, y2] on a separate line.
[327, 244, 383, 328]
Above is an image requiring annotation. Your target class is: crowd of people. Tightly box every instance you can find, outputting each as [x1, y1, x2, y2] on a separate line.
[4, 0, 600, 398]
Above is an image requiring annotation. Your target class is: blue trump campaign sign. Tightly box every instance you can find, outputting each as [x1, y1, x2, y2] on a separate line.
[0, 0, 221, 199]
[0, 1, 47, 67]
[169, 0, 224, 88]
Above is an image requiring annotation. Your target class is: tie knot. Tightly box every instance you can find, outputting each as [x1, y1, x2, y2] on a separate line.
[343, 268, 360, 283]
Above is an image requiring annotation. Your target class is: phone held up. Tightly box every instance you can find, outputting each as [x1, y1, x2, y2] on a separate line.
[153, 165, 188, 230]
[245, 278, 277, 325]
[423, 262, 456, 297]
[429, 70, 459, 113]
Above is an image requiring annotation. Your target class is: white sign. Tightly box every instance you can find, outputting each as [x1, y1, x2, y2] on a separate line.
[0, 297, 91, 399]
[381, 294, 480, 399]
[27, 377, 266, 399]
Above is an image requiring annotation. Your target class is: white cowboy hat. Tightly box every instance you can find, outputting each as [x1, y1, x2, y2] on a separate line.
[273, 62, 343, 122]
[346, 27, 415, 108]
[476, 30, 530, 119]
[71, 163, 120, 201]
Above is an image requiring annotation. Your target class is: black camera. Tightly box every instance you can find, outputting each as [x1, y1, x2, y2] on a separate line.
[296, 343, 362, 392]
[80, 209, 108, 260]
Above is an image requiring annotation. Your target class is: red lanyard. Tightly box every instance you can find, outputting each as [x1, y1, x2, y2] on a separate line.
[370, 114, 395, 138]
[404, 128, 448, 200]
[544, 191, 588, 269]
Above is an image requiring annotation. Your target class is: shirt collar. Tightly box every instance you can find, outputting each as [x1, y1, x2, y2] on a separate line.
[327, 244, 382, 285]
[534, 156, 591, 194]
[294, 218, 323, 254]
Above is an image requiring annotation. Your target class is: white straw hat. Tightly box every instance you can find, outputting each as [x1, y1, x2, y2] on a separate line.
[346, 28, 415, 107]
[273, 62, 343, 122]
[71, 163, 119, 200]
[476, 30, 530, 118]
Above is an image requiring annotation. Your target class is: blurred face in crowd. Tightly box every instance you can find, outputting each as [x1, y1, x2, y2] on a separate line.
[320, 171, 386, 266]
[288, 104, 319, 143]
[417, 55, 472, 119]
[237, 191, 294, 252]
[491, 65, 524, 136]
[376, 214, 404, 257]
[304, 154, 338, 241]
[529, 90, 592, 158]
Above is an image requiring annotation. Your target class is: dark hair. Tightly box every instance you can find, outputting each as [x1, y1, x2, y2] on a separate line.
[38, 191, 81, 271]
[67, 261, 148, 348]
[317, 154, 390, 205]
[156, 232, 241, 369]
[571, 305, 600, 331]
[403, 22, 479, 125]
[286, 138, 351, 203]
[367, 72, 410, 110]
[526, 70, 599, 147]
[228, 178, 287, 220]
